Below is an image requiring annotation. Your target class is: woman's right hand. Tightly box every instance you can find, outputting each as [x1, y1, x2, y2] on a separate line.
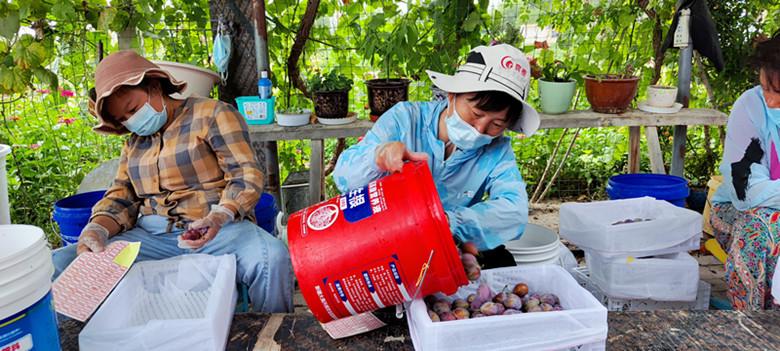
[76, 222, 110, 255]
[375, 142, 429, 173]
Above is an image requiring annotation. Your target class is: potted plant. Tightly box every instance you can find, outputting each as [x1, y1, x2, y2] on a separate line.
[308, 70, 353, 119]
[277, 73, 311, 127]
[365, 79, 410, 122]
[361, 24, 413, 122]
[584, 63, 640, 114]
[538, 60, 579, 115]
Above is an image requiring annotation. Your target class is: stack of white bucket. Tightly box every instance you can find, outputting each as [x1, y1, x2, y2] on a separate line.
[559, 197, 709, 311]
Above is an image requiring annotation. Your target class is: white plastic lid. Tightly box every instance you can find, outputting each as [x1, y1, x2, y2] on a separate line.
[261, 71, 269, 78]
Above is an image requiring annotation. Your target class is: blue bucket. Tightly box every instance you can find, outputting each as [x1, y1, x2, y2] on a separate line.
[606, 174, 689, 207]
[254, 193, 278, 235]
[53, 190, 106, 245]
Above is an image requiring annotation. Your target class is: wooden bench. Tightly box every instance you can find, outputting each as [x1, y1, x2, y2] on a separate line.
[248, 108, 728, 205]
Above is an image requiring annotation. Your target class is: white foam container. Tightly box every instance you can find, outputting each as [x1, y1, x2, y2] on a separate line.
[559, 197, 702, 258]
[572, 267, 710, 311]
[80, 254, 237, 351]
[585, 251, 699, 301]
[406, 265, 607, 351]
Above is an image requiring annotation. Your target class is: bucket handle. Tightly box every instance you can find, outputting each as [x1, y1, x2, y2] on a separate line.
[398, 249, 435, 318]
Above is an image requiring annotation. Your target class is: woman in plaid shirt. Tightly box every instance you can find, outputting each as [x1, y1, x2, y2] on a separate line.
[51, 50, 292, 313]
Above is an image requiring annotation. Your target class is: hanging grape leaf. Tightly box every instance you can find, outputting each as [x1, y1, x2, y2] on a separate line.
[12, 35, 47, 70]
[0, 10, 19, 40]
[0, 65, 29, 94]
[52, 2, 77, 22]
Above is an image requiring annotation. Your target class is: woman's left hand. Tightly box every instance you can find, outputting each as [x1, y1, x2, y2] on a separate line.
[180, 205, 234, 249]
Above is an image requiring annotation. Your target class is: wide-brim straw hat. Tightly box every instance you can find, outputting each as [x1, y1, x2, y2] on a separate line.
[89, 50, 187, 135]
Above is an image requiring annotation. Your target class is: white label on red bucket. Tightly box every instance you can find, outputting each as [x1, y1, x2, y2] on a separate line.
[0, 334, 33, 351]
[320, 256, 412, 317]
[307, 204, 339, 231]
[341, 181, 388, 223]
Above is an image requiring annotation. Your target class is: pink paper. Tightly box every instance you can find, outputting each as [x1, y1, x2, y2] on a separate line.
[320, 312, 387, 339]
[52, 241, 137, 322]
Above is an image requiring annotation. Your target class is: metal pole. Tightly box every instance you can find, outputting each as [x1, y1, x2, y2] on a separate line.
[671, 6, 692, 177]
[252, 0, 281, 202]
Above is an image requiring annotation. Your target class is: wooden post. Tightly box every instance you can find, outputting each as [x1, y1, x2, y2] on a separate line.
[628, 126, 641, 173]
[309, 139, 324, 204]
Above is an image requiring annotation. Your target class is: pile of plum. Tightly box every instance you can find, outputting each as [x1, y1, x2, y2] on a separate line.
[425, 282, 564, 322]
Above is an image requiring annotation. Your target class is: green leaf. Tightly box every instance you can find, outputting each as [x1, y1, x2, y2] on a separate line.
[0, 65, 29, 94]
[109, 9, 131, 32]
[0, 10, 19, 40]
[32, 67, 58, 90]
[12, 36, 47, 70]
[52, 2, 77, 22]
[98, 7, 117, 31]
[462, 11, 481, 32]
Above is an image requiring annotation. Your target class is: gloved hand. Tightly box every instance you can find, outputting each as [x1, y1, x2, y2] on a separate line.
[180, 204, 234, 249]
[375, 141, 428, 173]
[77, 222, 110, 255]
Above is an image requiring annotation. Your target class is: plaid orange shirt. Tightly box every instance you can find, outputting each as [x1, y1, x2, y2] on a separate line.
[91, 97, 264, 230]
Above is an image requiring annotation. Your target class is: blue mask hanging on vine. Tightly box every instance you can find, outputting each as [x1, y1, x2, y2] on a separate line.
[212, 20, 231, 84]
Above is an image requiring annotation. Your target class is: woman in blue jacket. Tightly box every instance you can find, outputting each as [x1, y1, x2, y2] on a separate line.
[334, 44, 539, 266]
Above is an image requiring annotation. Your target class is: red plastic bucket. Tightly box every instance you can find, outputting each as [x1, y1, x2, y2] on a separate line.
[288, 162, 468, 323]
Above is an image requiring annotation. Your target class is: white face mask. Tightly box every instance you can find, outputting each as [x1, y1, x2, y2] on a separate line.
[445, 96, 497, 150]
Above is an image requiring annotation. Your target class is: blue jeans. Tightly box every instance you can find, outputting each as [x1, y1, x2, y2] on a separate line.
[52, 215, 293, 313]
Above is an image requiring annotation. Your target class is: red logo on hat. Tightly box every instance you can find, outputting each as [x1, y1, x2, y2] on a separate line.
[500, 56, 514, 70]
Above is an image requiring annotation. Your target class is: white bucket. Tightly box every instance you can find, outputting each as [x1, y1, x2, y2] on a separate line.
[152, 61, 220, 99]
[0, 225, 60, 350]
[506, 224, 561, 265]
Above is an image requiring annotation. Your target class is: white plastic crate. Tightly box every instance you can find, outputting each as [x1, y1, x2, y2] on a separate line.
[585, 251, 699, 301]
[406, 265, 608, 351]
[80, 254, 238, 351]
[560, 197, 702, 258]
[572, 267, 710, 311]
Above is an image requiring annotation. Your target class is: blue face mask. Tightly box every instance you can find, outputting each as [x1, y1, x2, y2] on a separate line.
[122, 90, 167, 136]
[213, 29, 231, 83]
[445, 96, 496, 150]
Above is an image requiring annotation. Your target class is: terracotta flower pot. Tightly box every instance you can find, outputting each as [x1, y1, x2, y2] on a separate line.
[313, 90, 350, 118]
[584, 75, 640, 114]
[366, 78, 410, 121]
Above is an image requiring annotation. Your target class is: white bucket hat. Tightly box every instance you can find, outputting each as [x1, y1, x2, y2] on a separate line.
[426, 44, 540, 136]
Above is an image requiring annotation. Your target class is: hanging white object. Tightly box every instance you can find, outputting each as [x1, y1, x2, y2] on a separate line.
[674, 9, 692, 48]
[0, 144, 10, 224]
[212, 18, 232, 85]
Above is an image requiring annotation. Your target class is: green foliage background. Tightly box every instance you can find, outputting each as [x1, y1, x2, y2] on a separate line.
[0, 0, 778, 245]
